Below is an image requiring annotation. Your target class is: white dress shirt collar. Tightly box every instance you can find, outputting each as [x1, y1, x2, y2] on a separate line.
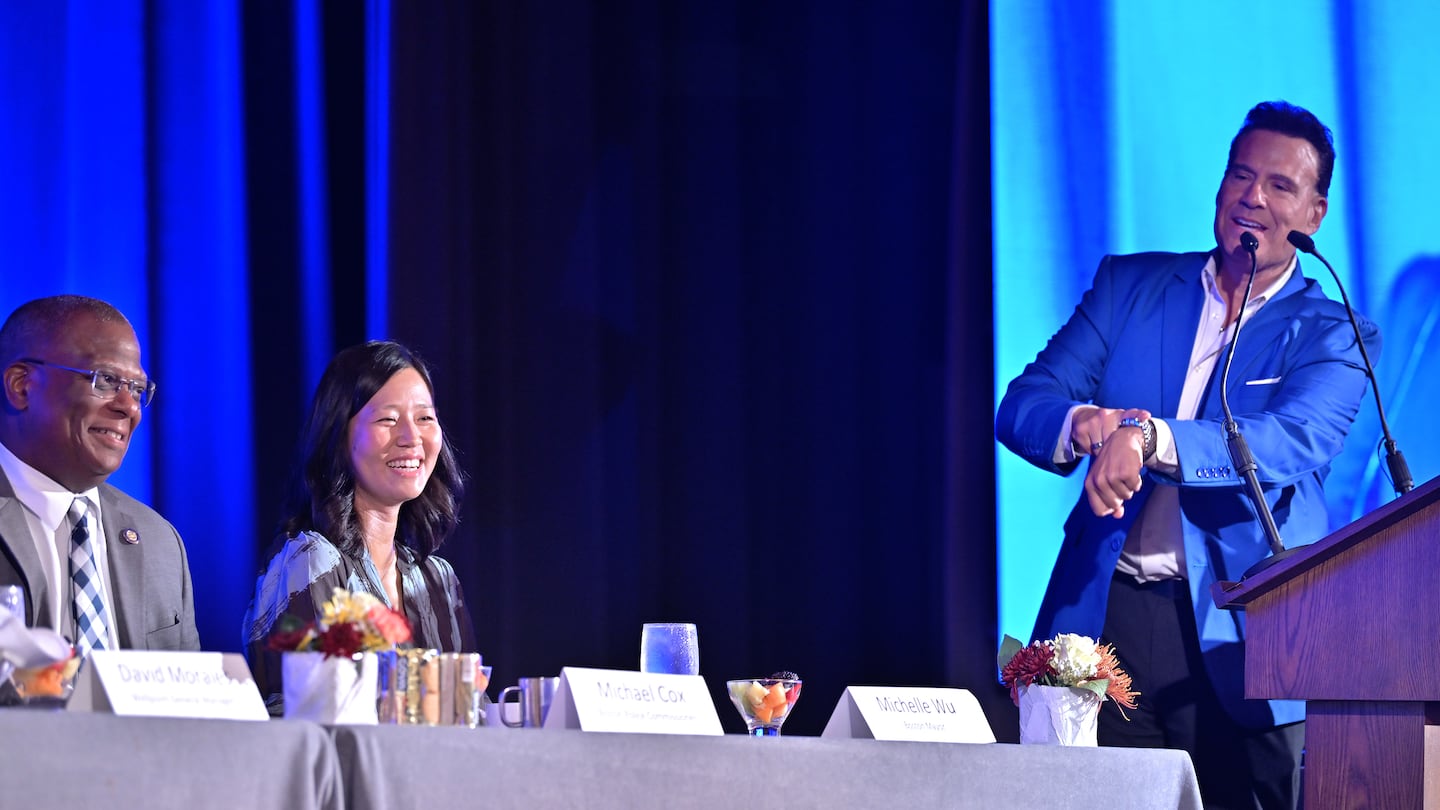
[0, 439, 98, 534]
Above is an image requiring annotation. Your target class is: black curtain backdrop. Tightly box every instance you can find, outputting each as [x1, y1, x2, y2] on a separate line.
[246, 1, 1005, 738]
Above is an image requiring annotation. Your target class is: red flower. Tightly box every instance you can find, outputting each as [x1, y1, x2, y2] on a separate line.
[999, 642, 1056, 706]
[317, 622, 363, 658]
[366, 605, 412, 645]
[267, 589, 415, 657]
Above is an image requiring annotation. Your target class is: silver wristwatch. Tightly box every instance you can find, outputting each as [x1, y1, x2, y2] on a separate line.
[1118, 416, 1156, 461]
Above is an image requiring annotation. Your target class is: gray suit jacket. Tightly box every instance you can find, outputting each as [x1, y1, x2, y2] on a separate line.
[0, 467, 200, 650]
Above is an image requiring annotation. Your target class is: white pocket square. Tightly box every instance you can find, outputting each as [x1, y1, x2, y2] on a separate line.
[1244, 376, 1282, 386]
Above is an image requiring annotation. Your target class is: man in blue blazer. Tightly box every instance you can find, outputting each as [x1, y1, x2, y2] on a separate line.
[996, 102, 1376, 809]
[0, 296, 200, 653]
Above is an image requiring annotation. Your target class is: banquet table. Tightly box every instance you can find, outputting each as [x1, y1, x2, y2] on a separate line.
[0, 710, 1202, 809]
[328, 724, 1204, 810]
[0, 710, 343, 810]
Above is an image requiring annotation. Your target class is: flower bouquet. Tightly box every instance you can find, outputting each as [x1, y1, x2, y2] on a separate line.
[997, 633, 1137, 745]
[268, 588, 412, 724]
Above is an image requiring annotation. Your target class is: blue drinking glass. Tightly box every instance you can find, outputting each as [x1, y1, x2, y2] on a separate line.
[639, 622, 699, 675]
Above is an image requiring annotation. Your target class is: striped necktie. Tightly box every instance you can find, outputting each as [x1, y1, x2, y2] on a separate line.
[69, 499, 109, 654]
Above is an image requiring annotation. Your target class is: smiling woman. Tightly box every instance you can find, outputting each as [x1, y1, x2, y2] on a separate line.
[348, 367, 442, 563]
[241, 341, 476, 712]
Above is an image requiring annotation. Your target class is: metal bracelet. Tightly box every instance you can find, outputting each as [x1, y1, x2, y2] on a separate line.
[1117, 416, 1156, 460]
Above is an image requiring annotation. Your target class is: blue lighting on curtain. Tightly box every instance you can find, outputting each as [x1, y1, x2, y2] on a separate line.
[1, 3, 153, 501]
[295, 0, 334, 388]
[992, 1, 1440, 643]
[150, 0, 253, 652]
[2, 2, 254, 651]
[365, 0, 391, 340]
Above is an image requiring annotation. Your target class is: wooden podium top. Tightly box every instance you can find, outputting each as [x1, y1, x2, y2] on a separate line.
[1210, 474, 1440, 702]
[1213, 474, 1440, 610]
[1207, 476, 1440, 810]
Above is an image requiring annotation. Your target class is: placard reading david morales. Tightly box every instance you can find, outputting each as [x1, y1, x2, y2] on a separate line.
[821, 686, 995, 743]
[70, 651, 268, 721]
[545, 667, 722, 735]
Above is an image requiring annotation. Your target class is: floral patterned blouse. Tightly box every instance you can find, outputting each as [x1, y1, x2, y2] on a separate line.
[242, 530, 477, 709]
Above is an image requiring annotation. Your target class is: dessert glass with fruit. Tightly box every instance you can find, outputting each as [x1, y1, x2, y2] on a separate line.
[12, 653, 81, 705]
[726, 672, 802, 736]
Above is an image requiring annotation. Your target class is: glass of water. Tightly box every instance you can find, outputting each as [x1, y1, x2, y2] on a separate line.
[0, 585, 26, 690]
[640, 622, 699, 675]
[0, 585, 22, 620]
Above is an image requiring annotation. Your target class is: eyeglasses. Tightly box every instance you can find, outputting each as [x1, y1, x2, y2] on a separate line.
[18, 358, 157, 408]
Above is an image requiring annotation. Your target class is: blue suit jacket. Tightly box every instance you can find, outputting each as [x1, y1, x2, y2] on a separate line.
[996, 250, 1378, 728]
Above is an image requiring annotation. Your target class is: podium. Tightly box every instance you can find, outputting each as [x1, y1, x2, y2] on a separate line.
[1213, 476, 1440, 808]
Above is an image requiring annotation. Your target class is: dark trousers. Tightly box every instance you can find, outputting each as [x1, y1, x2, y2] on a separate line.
[1098, 574, 1303, 810]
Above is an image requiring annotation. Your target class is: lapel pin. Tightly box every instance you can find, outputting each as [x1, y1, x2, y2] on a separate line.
[121, 528, 140, 545]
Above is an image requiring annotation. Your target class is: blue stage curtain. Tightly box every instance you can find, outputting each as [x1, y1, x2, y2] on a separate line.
[993, 0, 1440, 642]
[1, 2, 254, 651]
[3, 4, 1002, 740]
[381, 1, 997, 735]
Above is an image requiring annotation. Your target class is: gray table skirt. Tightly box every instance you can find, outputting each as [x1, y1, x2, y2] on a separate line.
[0, 711, 1200, 809]
[0, 711, 343, 810]
[329, 724, 1204, 810]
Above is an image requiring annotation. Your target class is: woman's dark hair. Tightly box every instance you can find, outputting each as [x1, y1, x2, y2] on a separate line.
[279, 340, 464, 556]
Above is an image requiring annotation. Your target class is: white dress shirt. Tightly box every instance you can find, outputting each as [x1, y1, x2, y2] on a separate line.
[1053, 253, 1296, 582]
[0, 439, 118, 647]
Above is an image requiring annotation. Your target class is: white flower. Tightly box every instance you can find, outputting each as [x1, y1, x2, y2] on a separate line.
[1049, 633, 1101, 684]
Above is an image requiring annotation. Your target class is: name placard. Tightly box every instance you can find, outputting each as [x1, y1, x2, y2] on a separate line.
[69, 651, 269, 721]
[544, 666, 723, 735]
[821, 686, 995, 743]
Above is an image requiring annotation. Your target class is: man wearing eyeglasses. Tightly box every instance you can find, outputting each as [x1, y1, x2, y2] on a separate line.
[0, 295, 199, 653]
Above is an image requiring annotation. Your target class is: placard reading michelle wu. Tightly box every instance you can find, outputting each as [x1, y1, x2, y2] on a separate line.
[544, 666, 723, 735]
[822, 686, 994, 743]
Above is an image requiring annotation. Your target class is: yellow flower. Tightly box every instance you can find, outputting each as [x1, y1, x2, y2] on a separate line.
[271, 588, 412, 657]
[320, 588, 382, 628]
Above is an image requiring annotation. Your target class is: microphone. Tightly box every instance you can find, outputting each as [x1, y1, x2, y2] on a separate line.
[1222, 232, 1289, 575]
[1288, 230, 1413, 496]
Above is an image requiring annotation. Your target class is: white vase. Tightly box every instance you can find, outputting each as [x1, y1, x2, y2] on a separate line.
[1017, 684, 1102, 746]
[282, 651, 379, 725]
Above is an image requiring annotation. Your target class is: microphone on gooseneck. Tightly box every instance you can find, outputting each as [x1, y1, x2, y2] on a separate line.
[1223, 232, 1288, 570]
[1287, 230, 1413, 496]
